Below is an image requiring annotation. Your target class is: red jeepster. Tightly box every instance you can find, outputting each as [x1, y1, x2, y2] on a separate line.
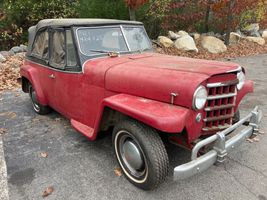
[20, 19, 262, 190]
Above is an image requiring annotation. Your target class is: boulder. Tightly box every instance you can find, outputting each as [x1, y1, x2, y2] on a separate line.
[229, 32, 241, 44]
[177, 30, 189, 37]
[10, 46, 23, 54]
[191, 33, 200, 40]
[174, 35, 198, 52]
[20, 44, 28, 52]
[245, 36, 265, 45]
[262, 30, 267, 39]
[157, 36, 174, 48]
[242, 23, 260, 36]
[168, 31, 180, 40]
[201, 36, 227, 54]
[0, 53, 6, 63]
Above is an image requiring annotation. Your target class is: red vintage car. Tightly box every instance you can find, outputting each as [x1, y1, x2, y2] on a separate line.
[20, 19, 262, 190]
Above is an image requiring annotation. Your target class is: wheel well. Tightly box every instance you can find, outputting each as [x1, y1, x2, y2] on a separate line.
[22, 77, 30, 93]
[98, 107, 128, 132]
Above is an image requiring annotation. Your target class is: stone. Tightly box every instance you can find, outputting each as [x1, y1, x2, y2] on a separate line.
[20, 44, 28, 52]
[262, 30, 267, 39]
[192, 33, 201, 40]
[174, 35, 198, 52]
[0, 54, 6, 63]
[157, 36, 174, 48]
[168, 31, 181, 40]
[177, 30, 189, 37]
[10, 46, 23, 54]
[201, 36, 227, 54]
[242, 23, 260, 35]
[245, 36, 265, 45]
[229, 32, 241, 44]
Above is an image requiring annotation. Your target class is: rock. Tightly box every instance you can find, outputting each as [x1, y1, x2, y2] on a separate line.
[245, 36, 265, 45]
[168, 31, 180, 40]
[157, 36, 174, 48]
[19, 44, 28, 52]
[10, 46, 23, 54]
[0, 54, 6, 63]
[191, 33, 200, 40]
[177, 30, 189, 37]
[262, 30, 267, 39]
[201, 36, 227, 54]
[174, 35, 198, 52]
[229, 32, 241, 44]
[242, 23, 260, 35]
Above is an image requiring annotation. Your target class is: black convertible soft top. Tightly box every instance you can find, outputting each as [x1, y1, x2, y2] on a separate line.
[27, 18, 143, 55]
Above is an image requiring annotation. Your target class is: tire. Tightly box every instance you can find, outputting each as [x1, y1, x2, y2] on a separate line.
[112, 119, 169, 190]
[29, 84, 51, 115]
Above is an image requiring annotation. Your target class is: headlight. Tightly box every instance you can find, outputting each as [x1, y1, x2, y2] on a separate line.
[237, 71, 245, 90]
[193, 86, 208, 110]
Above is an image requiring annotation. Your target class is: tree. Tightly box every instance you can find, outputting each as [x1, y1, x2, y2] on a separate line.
[125, 0, 149, 20]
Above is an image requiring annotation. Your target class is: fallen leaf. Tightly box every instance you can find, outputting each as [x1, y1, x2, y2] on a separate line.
[252, 137, 260, 142]
[40, 152, 48, 158]
[15, 93, 20, 97]
[42, 186, 54, 197]
[258, 130, 265, 134]
[114, 167, 122, 177]
[0, 98, 3, 101]
[246, 138, 254, 143]
[54, 118, 61, 122]
[0, 128, 7, 135]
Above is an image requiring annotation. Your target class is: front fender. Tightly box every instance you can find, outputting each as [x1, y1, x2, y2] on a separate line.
[20, 64, 48, 105]
[101, 94, 190, 133]
[235, 80, 254, 111]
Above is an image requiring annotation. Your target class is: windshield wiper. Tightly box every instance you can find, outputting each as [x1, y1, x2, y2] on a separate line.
[88, 49, 120, 57]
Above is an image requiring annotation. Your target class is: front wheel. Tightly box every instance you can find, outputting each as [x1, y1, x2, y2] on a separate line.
[112, 119, 169, 190]
[29, 84, 51, 115]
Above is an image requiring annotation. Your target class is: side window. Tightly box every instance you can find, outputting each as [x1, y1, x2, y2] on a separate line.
[32, 30, 49, 60]
[50, 29, 65, 69]
[66, 30, 77, 67]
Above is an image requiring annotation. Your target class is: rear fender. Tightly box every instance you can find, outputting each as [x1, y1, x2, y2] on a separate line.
[98, 94, 190, 133]
[20, 64, 48, 105]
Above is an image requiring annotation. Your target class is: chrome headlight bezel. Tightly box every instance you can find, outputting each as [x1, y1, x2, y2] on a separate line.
[237, 71, 245, 90]
[193, 85, 208, 110]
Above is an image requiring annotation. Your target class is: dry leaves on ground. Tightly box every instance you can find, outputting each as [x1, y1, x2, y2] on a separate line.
[0, 53, 24, 93]
[40, 152, 48, 158]
[0, 111, 17, 119]
[114, 167, 122, 177]
[42, 186, 54, 198]
[0, 128, 7, 135]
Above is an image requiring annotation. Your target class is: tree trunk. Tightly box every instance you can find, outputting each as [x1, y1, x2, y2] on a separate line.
[128, 6, 136, 21]
[204, 3, 211, 32]
[225, 0, 235, 45]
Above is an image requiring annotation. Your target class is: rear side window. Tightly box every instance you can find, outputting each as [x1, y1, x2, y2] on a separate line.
[32, 30, 49, 60]
[50, 30, 65, 69]
[66, 30, 77, 67]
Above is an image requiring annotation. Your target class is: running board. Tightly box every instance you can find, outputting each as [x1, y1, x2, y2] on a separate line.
[70, 119, 94, 139]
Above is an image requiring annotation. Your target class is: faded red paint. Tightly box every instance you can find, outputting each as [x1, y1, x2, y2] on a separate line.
[21, 52, 253, 145]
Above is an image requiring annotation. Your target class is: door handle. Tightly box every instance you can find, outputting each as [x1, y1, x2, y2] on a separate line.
[48, 74, 55, 79]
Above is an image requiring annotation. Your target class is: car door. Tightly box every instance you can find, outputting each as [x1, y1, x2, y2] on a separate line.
[49, 29, 84, 121]
[31, 28, 57, 108]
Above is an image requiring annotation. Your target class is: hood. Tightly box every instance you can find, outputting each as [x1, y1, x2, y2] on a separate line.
[85, 53, 240, 108]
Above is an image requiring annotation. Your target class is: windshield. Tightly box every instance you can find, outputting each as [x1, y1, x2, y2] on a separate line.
[76, 26, 152, 56]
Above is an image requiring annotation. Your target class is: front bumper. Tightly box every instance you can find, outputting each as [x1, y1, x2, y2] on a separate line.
[174, 106, 262, 180]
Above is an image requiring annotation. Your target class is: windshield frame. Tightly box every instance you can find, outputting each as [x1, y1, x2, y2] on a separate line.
[75, 25, 152, 58]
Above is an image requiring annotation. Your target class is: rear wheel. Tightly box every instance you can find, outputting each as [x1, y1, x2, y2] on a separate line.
[29, 84, 51, 115]
[112, 119, 169, 190]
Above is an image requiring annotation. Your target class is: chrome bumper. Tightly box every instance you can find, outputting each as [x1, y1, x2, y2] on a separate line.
[174, 106, 263, 180]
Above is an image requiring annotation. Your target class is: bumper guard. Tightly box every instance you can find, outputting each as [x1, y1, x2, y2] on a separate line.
[174, 106, 262, 180]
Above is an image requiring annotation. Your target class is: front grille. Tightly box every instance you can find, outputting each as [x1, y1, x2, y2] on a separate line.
[202, 79, 238, 132]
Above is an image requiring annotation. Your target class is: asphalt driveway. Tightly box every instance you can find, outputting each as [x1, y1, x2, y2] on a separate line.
[0, 54, 267, 200]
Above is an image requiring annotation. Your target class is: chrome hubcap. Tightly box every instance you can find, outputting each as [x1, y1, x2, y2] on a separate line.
[30, 87, 40, 111]
[122, 140, 144, 170]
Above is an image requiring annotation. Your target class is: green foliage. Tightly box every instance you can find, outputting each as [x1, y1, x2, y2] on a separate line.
[0, 0, 78, 50]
